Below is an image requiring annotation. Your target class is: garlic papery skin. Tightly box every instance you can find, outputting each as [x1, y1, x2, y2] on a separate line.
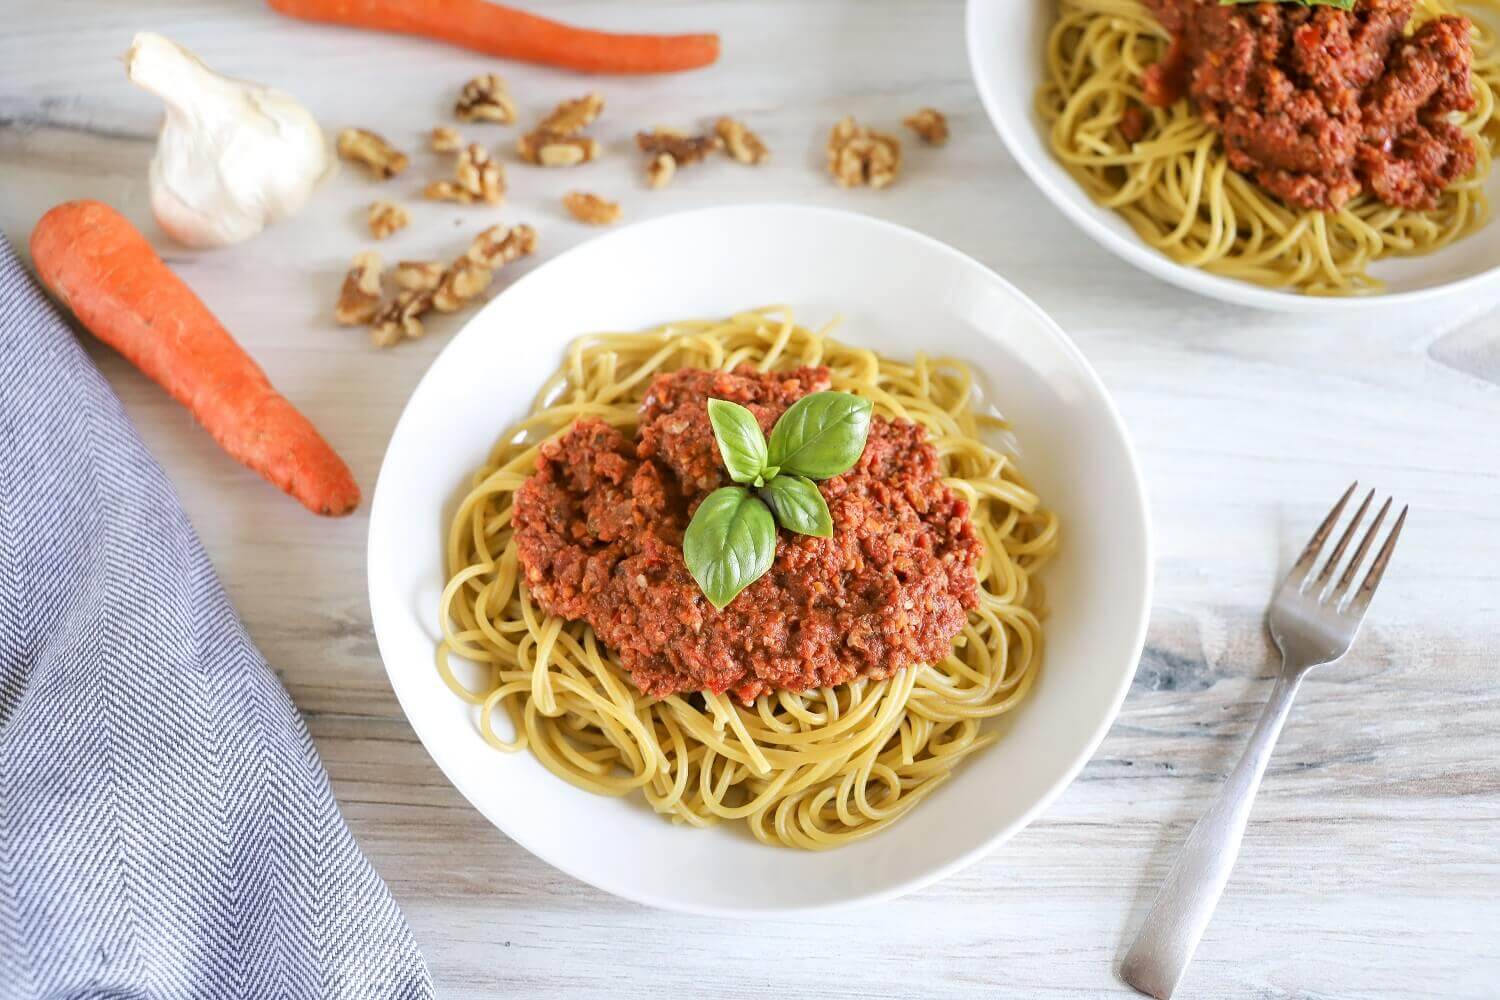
[126, 32, 333, 249]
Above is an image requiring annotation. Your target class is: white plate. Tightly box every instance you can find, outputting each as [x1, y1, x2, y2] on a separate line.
[367, 204, 1151, 915]
[966, 0, 1500, 312]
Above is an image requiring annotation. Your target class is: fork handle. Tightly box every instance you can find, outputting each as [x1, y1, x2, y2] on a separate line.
[1120, 669, 1305, 1000]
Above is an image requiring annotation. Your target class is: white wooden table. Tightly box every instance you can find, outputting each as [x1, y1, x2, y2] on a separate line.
[5, 2, 1500, 996]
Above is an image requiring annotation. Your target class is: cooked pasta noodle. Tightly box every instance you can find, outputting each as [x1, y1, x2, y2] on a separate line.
[1038, 0, 1500, 294]
[436, 308, 1058, 849]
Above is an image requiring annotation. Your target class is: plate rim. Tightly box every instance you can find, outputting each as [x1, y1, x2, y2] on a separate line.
[964, 0, 1500, 313]
[366, 202, 1154, 916]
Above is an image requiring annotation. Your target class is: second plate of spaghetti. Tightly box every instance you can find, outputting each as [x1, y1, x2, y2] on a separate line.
[368, 205, 1150, 914]
[969, 0, 1500, 309]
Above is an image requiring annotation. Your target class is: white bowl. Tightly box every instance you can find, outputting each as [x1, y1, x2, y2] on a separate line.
[367, 204, 1151, 915]
[966, 0, 1500, 312]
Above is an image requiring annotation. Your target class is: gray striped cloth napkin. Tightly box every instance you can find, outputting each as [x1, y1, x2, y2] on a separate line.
[0, 235, 433, 999]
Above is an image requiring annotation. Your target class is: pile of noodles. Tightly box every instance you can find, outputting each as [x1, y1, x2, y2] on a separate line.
[1038, 0, 1500, 294]
[436, 308, 1058, 849]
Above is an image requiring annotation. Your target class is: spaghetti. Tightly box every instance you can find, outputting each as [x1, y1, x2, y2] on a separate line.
[435, 308, 1058, 849]
[1038, 0, 1500, 294]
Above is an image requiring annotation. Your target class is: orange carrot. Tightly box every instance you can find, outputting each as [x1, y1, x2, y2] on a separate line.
[265, 0, 719, 74]
[30, 200, 361, 517]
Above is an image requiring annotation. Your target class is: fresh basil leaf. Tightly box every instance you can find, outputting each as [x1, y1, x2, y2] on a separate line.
[1220, 0, 1354, 9]
[707, 398, 769, 485]
[761, 475, 833, 538]
[683, 487, 776, 609]
[766, 391, 873, 480]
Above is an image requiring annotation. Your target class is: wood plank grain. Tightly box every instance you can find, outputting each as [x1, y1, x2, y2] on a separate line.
[4, 2, 1499, 998]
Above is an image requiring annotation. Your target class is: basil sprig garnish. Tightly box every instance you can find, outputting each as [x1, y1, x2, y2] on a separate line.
[683, 487, 777, 611]
[684, 391, 873, 609]
[1220, 0, 1354, 10]
[768, 391, 875, 479]
[761, 474, 833, 538]
[707, 399, 770, 485]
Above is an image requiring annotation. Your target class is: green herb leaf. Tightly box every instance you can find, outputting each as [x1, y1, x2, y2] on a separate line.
[761, 475, 833, 538]
[766, 391, 873, 480]
[683, 487, 777, 609]
[706, 398, 769, 485]
[1220, 0, 1354, 9]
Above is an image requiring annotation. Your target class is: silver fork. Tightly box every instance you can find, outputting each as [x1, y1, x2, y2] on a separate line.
[1120, 483, 1407, 1000]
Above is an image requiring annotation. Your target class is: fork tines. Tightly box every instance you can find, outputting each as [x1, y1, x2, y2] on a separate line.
[1287, 482, 1407, 615]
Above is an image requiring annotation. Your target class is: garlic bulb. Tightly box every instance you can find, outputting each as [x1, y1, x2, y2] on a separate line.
[125, 32, 333, 248]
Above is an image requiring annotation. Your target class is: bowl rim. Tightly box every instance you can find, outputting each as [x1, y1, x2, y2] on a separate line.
[366, 203, 1154, 915]
[964, 0, 1500, 313]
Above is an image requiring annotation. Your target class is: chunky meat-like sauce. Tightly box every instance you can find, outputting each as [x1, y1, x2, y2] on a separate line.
[1142, 0, 1476, 211]
[512, 366, 982, 702]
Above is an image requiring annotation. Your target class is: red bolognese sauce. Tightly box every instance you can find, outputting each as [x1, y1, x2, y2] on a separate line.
[512, 366, 982, 703]
[1142, 0, 1477, 211]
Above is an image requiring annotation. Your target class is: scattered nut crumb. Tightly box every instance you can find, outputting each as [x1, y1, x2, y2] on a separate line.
[466, 223, 537, 269]
[636, 128, 722, 189]
[353, 225, 536, 348]
[424, 181, 470, 203]
[432, 259, 493, 313]
[636, 128, 722, 167]
[456, 143, 504, 202]
[515, 93, 604, 167]
[539, 140, 594, 167]
[517, 130, 602, 167]
[367, 201, 409, 240]
[538, 93, 604, 137]
[392, 260, 445, 292]
[645, 153, 676, 189]
[563, 191, 621, 225]
[336, 128, 409, 179]
[455, 74, 517, 124]
[371, 288, 434, 347]
[430, 126, 463, 153]
[903, 108, 949, 146]
[826, 117, 901, 189]
[715, 117, 770, 165]
[335, 251, 383, 325]
[426, 143, 505, 204]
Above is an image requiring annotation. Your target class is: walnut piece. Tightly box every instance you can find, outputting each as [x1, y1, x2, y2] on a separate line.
[826, 117, 901, 189]
[645, 152, 676, 189]
[335, 251, 383, 325]
[370, 288, 433, 347]
[392, 260, 445, 292]
[362, 226, 536, 347]
[423, 181, 470, 203]
[517, 130, 601, 167]
[432, 259, 493, 313]
[466, 223, 537, 269]
[367, 200, 409, 240]
[538, 93, 604, 137]
[903, 107, 949, 146]
[635, 128, 722, 166]
[715, 117, 770, 165]
[336, 128, 409, 179]
[426, 143, 505, 204]
[455, 143, 504, 202]
[563, 191, 621, 226]
[455, 74, 517, 124]
[430, 126, 463, 153]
